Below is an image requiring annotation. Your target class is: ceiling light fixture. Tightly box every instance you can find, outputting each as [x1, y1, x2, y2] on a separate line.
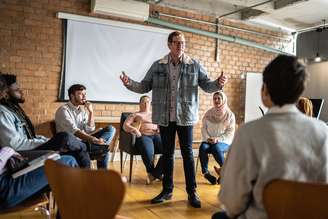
[314, 19, 326, 63]
[314, 28, 322, 62]
[314, 53, 321, 62]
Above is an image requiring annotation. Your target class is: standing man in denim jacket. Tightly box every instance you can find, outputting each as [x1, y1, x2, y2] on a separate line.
[120, 31, 227, 208]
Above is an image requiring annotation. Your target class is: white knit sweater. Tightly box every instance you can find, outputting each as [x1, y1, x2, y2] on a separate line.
[201, 113, 235, 145]
[219, 105, 328, 219]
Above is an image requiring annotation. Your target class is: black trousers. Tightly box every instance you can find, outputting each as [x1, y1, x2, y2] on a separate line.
[37, 132, 91, 168]
[159, 122, 196, 194]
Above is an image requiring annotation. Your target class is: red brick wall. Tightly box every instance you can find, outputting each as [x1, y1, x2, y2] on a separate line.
[0, 0, 287, 140]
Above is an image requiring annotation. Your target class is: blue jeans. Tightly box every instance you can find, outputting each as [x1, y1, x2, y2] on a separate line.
[37, 132, 90, 168]
[159, 122, 196, 194]
[199, 142, 229, 174]
[0, 155, 78, 210]
[135, 135, 164, 178]
[91, 125, 116, 168]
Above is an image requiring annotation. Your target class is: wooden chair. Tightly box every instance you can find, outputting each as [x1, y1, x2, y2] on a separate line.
[45, 159, 126, 219]
[263, 179, 328, 219]
[0, 193, 50, 219]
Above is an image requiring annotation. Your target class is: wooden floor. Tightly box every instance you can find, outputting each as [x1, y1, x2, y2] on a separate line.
[1, 158, 223, 219]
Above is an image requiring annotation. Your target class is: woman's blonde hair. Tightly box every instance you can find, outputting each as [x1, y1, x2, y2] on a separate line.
[297, 97, 313, 117]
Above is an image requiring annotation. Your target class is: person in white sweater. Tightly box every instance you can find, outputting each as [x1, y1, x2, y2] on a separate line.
[199, 91, 235, 185]
[212, 55, 328, 219]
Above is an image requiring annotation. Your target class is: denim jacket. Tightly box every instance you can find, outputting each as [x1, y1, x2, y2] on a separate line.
[0, 104, 48, 150]
[127, 54, 222, 126]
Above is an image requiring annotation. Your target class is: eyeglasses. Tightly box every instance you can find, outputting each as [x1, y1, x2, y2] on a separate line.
[171, 40, 185, 45]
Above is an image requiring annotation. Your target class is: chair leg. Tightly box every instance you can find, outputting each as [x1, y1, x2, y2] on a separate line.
[129, 154, 133, 182]
[111, 137, 120, 162]
[38, 206, 50, 219]
[120, 151, 123, 174]
[135, 155, 138, 164]
[123, 153, 128, 169]
[195, 155, 200, 173]
[46, 191, 55, 216]
[45, 192, 50, 215]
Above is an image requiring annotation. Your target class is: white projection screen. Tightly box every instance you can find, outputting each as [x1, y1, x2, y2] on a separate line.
[59, 18, 170, 103]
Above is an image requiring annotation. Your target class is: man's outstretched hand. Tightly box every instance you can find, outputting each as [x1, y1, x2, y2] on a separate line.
[120, 71, 130, 86]
[217, 71, 227, 87]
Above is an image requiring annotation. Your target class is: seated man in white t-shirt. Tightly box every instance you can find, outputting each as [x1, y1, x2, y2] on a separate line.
[55, 84, 116, 168]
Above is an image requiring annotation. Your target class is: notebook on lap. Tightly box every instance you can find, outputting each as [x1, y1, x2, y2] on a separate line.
[11, 150, 60, 179]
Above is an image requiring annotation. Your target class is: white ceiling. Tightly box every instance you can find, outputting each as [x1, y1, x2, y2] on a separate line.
[153, 0, 328, 32]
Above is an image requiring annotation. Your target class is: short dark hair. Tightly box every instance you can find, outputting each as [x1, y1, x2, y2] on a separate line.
[68, 84, 86, 99]
[263, 55, 307, 106]
[139, 95, 150, 103]
[0, 75, 7, 92]
[1, 73, 17, 86]
[168, 31, 184, 43]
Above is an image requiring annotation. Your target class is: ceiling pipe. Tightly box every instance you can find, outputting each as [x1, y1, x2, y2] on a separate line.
[134, 0, 162, 3]
[156, 11, 289, 40]
[295, 20, 328, 34]
[147, 17, 293, 55]
[218, 0, 273, 18]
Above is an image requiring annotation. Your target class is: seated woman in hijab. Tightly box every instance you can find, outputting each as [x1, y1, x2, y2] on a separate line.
[123, 95, 164, 184]
[199, 91, 235, 185]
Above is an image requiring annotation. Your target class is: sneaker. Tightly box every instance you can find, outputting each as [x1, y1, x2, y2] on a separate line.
[157, 174, 163, 181]
[151, 170, 163, 181]
[217, 176, 221, 184]
[213, 166, 221, 185]
[151, 191, 173, 204]
[214, 166, 221, 176]
[204, 173, 217, 185]
[188, 192, 201, 208]
[146, 173, 155, 185]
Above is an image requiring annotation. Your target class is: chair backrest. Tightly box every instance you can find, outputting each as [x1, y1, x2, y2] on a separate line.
[263, 179, 328, 219]
[50, 120, 56, 136]
[45, 160, 125, 219]
[119, 112, 132, 131]
[119, 112, 138, 154]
